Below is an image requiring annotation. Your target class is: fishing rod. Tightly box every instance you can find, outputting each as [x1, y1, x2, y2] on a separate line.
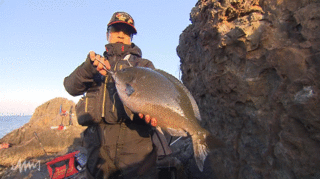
[95, 54, 132, 75]
[169, 136, 183, 146]
[34, 132, 48, 156]
[95, 58, 114, 75]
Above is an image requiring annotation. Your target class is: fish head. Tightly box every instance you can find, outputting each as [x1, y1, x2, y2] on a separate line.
[114, 68, 137, 99]
[114, 67, 134, 81]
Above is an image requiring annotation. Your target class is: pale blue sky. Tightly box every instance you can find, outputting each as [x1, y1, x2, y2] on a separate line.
[0, 0, 196, 115]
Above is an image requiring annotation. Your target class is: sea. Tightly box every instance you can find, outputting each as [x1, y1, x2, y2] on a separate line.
[0, 115, 32, 139]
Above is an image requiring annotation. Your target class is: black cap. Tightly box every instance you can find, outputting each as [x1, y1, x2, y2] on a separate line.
[107, 12, 137, 34]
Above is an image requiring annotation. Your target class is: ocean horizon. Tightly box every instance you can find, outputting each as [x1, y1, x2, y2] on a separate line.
[0, 115, 32, 139]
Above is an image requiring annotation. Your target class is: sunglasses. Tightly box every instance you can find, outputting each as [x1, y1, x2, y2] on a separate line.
[108, 24, 133, 36]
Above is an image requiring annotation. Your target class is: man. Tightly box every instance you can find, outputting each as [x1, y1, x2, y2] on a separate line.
[64, 12, 171, 178]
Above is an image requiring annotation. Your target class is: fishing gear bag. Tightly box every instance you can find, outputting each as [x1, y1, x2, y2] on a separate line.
[46, 150, 87, 179]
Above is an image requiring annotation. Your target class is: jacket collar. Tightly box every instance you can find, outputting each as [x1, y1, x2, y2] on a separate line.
[103, 43, 142, 58]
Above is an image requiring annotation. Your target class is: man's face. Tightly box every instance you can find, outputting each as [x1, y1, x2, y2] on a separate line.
[107, 24, 132, 45]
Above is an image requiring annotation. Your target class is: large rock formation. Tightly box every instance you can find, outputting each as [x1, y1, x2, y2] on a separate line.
[0, 97, 86, 178]
[177, 0, 320, 178]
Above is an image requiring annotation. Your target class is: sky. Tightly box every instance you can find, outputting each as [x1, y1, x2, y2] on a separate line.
[0, 0, 197, 115]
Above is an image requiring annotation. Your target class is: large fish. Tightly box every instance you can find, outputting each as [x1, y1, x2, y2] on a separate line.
[111, 67, 224, 172]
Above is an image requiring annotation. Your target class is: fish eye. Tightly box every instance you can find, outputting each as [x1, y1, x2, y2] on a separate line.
[127, 76, 134, 82]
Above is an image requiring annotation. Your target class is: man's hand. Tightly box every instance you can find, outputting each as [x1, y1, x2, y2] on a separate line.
[89, 51, 111, 76]
[139, 113, 157, 127]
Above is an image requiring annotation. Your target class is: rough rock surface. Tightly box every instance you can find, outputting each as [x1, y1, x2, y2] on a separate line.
[176, 0, 320, 178]
[0, 97, 86, 178]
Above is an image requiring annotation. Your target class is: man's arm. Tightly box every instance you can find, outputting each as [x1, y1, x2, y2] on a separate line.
[64, 51, 110, 96]
[63, 58, 95, 96]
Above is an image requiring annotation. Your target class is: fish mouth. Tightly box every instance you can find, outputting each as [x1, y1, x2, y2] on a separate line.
[114, 81, 120, 89]
[113, 74, 120, 87]
[111, 72, 117, 80]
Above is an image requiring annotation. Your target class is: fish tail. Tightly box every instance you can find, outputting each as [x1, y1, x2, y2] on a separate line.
[192, 132, 225, 172]
[192, 133, 209, 172]
[192, 136, 209, 172]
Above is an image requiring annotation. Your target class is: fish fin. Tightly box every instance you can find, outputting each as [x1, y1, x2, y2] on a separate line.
[123, 105, 134, 121]
[192, 132, 225, 172]
[156, 126, 164, 135]
[166, 127, 188, 137]
[125, 83, 135, 96]
[155, 69, 201, 121]
[192, 134, 209, 172]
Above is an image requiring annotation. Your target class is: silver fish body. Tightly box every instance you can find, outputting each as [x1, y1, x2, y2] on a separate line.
[112, 67, 223, 172]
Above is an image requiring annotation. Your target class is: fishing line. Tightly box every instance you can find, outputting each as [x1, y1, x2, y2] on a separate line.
[95, 58, 114, 75]
[169, 136, 183, 146]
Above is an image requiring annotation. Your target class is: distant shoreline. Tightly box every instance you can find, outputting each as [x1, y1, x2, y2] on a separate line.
[0, 115, 32, 122]
[0, 115, 32, 117]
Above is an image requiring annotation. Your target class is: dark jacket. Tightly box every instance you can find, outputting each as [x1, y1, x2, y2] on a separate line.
[64, 43, 171, 178]
[64, 43, 155, 124]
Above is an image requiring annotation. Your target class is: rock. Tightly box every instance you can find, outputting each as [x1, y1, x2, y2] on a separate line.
[0, 97, 86, 178]
[1, 98, 80, 146]
[29, 97, 79, 128]
[177, 0, 320, 178]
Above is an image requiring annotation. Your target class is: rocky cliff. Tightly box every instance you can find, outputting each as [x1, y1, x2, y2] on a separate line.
[0, 97, 86, 178]
[177, 0, 320, 178]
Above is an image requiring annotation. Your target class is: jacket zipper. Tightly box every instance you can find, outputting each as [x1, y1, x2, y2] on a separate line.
[85, 97, 88, 113]
[101, 56, 120, 118]
[101, 75, 108, 118]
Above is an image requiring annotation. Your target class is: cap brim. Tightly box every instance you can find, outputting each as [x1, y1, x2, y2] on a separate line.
[108, 21, 137, 34]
